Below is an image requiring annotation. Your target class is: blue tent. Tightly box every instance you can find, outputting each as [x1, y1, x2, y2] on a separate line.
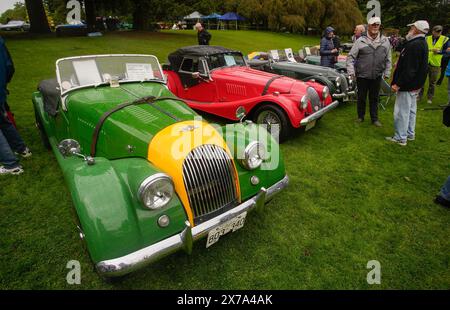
[219, 12, 245, 21]
[218, 12, 245, 30]
[202, 13, 222, 20]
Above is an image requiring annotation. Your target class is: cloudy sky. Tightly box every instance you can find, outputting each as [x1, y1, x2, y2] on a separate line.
[0, 0, 23, 16]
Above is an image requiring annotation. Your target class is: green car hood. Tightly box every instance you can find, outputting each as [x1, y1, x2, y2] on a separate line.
[65, 82, 197, 159]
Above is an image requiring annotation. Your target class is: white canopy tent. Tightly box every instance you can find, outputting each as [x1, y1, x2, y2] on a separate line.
[183, 11, 203, 20]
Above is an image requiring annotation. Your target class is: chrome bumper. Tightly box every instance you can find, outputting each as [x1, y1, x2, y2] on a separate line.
[333, 90, 357, 100]
[96, 175, 289, 277]
[300, 100, 339, 126]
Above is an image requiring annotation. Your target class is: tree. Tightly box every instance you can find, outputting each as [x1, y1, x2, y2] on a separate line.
[25, 0, 51, 33]
[0, 2, 28, 24]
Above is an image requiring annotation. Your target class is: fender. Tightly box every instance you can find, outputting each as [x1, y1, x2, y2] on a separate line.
[303, 75, 336, 94]
[51, 148, 188, 263]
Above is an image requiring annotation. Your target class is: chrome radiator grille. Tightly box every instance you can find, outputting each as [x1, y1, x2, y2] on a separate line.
[182, 145, 238, 224]
[307, 87, 322, 111]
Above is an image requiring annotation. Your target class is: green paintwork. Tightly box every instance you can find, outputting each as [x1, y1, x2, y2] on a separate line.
[305, 55, 347, 72]
[33, 76, 285, 265]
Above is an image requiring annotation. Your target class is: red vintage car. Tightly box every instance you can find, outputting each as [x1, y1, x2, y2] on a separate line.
[163, 46, 339, 141]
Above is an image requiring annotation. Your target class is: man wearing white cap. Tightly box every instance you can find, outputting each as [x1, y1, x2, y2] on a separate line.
[347, 16, 392, 127]
[386, 20, 429, 146]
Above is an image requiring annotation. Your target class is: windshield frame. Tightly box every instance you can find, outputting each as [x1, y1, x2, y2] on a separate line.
[56, 54, 165, 96]
[206, 52, 248, 72]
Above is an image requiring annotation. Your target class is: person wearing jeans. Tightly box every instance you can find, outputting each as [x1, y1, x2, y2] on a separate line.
[392, 90, 419, 143]
[0, 126, 22, 174]
[435, 176, 450, 208]
[0, 35, 31, 175]
[386, 20, 429, 146]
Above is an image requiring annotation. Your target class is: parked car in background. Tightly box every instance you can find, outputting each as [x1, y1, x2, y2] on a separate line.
[300, 46, 348, 73]
[247, 49, 356, 102]
[164, 46, 339, 142]
[32, 54, 288, 277]
[0, 20, 30, 31]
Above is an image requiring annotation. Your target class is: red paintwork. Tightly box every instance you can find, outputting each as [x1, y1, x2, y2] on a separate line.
[164, 66, 332, 128]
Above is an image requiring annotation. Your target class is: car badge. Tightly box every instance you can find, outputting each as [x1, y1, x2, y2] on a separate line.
[180, 125, 199, 132]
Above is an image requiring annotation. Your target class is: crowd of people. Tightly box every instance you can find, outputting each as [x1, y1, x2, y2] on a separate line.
[319, 17, 450, 208]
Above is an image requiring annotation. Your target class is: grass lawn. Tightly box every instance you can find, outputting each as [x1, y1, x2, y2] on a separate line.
[0, 30, 449, 289]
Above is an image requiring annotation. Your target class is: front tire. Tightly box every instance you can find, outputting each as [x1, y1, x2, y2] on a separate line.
[252, 104, 292, 143]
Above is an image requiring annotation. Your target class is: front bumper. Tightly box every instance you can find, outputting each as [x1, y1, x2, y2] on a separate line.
[300, 100, 339, 126]
[96, 174, 289, 277]
[332, 90, 357, 100]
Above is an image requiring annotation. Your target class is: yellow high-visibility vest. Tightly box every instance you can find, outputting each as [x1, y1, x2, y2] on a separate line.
[427, 35, 449, 67]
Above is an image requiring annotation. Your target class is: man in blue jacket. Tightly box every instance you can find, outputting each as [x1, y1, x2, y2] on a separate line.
[0, 36, 31, 175]
[386, 20, 429, 146]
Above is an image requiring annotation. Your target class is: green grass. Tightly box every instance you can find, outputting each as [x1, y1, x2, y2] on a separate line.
[0, 30, 449, 289]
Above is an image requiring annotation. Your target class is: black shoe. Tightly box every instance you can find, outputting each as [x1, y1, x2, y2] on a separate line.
[434, 195, 450, 209]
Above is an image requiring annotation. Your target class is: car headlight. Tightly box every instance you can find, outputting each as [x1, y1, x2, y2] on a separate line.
[300, 95, 309, 109]
[240, 141, 266, 170]
[322, 86, 330, 100]
[139, 173, 174, 210]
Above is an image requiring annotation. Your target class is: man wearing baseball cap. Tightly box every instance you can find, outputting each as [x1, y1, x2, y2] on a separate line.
[347, 16, 392, 127]
[419, 25, 449, 103]
[386, 20, 429, 146]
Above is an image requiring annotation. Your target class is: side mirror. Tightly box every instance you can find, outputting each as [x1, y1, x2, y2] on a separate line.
[236, 106, 247, 123]
[58, 139, 95, 165]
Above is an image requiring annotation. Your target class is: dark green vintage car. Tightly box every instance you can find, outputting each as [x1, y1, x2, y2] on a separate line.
[32, 54, 288, 277]
[247, 49, 356, 102]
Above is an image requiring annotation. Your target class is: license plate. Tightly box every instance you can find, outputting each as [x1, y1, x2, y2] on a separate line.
[305, 120, 317, 131]
[206, 212, 247, 248]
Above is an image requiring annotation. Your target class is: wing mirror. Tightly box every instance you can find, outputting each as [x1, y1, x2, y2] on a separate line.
[58, 139, 95, 165]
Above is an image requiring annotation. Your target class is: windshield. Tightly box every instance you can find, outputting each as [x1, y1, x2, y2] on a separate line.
[208, 53, 246, 70]
[56, 55, 164, 95]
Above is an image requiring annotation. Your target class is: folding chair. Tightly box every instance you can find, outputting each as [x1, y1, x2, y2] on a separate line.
[379, 78, 393, 110]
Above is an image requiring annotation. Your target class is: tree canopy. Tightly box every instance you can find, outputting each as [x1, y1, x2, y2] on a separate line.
[16, 0, 450, 34]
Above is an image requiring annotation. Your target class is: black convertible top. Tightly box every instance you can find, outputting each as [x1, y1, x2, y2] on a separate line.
[167, 45, 242, 71]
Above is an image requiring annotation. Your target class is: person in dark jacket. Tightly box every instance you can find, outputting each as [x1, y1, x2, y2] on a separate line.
[0, 36, 31, 175]
[195, 22, 211, 46]
[386, 20, 429, 146]
[320, 26, 339, 68]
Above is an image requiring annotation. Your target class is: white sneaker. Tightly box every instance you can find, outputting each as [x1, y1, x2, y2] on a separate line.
[427, 99, 432, 104]
[15, 147, 32, 158]
[0, 166, 24, 175]
[385, 136, 407, 146]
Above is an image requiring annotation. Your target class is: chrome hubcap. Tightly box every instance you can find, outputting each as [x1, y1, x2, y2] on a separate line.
[257, 111, 281, 137]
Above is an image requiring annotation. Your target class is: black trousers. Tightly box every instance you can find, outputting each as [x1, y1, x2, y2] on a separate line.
[356, 77, 382, 122]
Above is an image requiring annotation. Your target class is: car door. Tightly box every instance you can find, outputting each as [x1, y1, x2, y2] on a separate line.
[177, 56, 217, 102]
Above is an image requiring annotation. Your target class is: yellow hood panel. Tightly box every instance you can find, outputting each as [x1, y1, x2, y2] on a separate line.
[148, 120, 240, 226]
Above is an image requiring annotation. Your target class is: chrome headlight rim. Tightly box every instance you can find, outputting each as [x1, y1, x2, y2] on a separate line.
[240, 141, 266, 170]
[335, 76, 341, 88]
[300, 94, 309, 110]
[322, 86, 330, 100]
[138, 173, 174, 210]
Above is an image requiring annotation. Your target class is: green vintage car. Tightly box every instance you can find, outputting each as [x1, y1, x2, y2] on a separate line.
[32, 54, 288, 277]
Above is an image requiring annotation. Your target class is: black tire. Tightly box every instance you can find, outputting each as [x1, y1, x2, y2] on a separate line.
[252, 104, 292, 143]
[34, 107, 51, 150]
